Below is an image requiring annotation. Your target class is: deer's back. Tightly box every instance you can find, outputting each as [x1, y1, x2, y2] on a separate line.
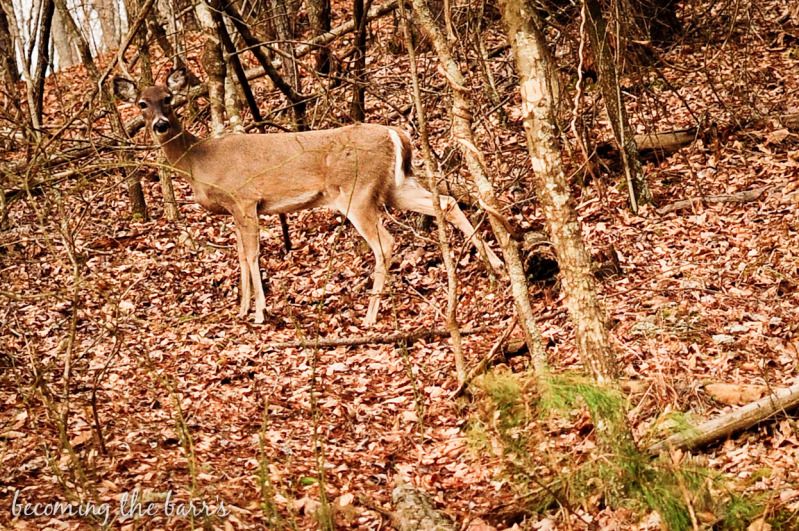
[184, 124, 404, 214]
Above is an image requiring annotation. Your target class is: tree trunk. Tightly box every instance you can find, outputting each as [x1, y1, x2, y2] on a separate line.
[2, 2, 39, 138]
[501, 0, 636, 452]
[139, 11, 180, 221]
[95, 0, 121, 51]
[54, 0, 148, 219]
[52, 8, 79, 68]
[0, 4, 22, 123]
[0, 5, 17, 82]
[307, 0, 331, 74]
[213, 0, 292, 252]
[501, 0, 619, 383]
[583, 0, 651, 211]
[268, 0, 300, 95]
[209, 1, 245, 134]
[195, 0, 227, 137]
[33, 0, 55, 127]
[350, 0, 368, 121]
[412, 0, 548, 370]
[146, 6, 191, 74]
[224, 74, 246, 134]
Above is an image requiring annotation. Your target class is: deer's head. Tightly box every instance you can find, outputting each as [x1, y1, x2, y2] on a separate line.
[113, 69, 188, 138]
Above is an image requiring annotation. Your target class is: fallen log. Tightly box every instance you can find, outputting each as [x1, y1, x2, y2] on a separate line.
[751, 112, 799, 131]
[633, 129, 697, 153]
[596, 128, 697, 163]
[648, 381, 799, 453]
[656, 186, 770, 215]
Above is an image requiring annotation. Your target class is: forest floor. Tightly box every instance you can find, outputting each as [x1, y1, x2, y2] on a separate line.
[2, 0, 799, 529]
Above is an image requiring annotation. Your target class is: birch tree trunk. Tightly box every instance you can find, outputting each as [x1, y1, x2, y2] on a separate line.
[500, 0, 636, 452]
[196, 0, 227, 137]
[501, 0, 619, 384]
[412, 0, 547, 370]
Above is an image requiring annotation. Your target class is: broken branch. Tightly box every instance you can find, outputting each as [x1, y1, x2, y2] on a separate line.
[262, 326, 491, 350]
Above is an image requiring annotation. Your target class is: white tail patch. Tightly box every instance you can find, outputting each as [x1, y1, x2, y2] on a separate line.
[387, 129, 405, 188]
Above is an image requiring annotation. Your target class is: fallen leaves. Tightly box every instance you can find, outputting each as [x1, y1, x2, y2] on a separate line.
[2, 0, 799, 529]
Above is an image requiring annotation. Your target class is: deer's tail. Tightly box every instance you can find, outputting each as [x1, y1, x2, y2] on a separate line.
[388, 128, 412, 188]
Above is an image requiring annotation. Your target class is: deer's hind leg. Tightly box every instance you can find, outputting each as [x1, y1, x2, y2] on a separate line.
[392, 178, 503, 271]
[234, 224, 253, 318]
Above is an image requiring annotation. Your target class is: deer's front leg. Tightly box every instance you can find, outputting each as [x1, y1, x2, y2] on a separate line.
[237, 210, 267, 324]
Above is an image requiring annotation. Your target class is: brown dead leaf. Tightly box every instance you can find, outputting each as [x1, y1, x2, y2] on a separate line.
[466, 518, 499, 530]
[765, 128, 791, 145]
[747, 517, 771, 531]
[69, 430, 93, 449]
[704, 383, 770, 405]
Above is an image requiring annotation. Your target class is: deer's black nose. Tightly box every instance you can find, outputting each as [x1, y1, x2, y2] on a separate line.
[153, 120, 170, 134]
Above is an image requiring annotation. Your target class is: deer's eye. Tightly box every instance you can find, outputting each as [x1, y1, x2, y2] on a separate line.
[163, 95, 172, 106]
[137, 101, 147, 109]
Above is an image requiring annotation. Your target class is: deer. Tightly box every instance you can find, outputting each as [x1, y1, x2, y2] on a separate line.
[113, 68, 503, 326]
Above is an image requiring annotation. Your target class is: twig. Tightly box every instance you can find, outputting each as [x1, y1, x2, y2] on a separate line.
[262, 326, 492, 350]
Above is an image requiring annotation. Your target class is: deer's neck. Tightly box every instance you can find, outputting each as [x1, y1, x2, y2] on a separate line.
[158, 127, 198, 174]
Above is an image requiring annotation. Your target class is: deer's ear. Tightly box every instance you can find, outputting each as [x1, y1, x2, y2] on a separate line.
[166, 68, 188, 93]
[113, 76, 138, 103]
